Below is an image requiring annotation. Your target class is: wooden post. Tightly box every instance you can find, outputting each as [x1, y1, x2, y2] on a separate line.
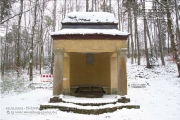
[53, 48, 64, 96]
[117, 48, 127, 96]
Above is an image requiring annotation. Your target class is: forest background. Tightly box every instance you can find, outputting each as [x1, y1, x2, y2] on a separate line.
[0, 0, 180, 80]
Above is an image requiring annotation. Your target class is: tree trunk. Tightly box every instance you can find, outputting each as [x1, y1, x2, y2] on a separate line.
[155, 1, 165, 65]
[175, 0, 180, 48]
[153, 21, 158, 59]
[145, 20, 152, 49]
[132, 0, 140, 65]
[103, 0, 106, 12]
[143, 0, 151, 68]
[129, 7, 134, 64]
[165, 0, 180, 76]
[86, 0, 89, 12]
[157, 19, 165, 65]
[1, 36, 4, 76]
[16, 0, 23, 77]
[117, 0, 121, 30]
[50, 0, 57, 74]
[63, 0, 66, 18]
[39, 0, 45, 74]
[127, 9, 130, 58]
[91, 0, 94, 11]
[1, 23, 9, 76]
[29, 0, 38, 81]
[167, 29, 170, 54]
[109, 0, 111, 13]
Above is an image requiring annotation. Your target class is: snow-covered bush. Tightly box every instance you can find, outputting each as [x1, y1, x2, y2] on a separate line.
[0, 72, 31, 95]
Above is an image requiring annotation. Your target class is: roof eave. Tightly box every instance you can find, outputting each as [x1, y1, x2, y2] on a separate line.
[52, 34, 129, 40]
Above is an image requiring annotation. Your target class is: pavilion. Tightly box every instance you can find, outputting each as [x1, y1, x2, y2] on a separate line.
[50, 12, 129, 99]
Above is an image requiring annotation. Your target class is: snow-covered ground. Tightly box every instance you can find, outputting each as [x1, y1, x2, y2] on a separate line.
[1, 59, 180, 120]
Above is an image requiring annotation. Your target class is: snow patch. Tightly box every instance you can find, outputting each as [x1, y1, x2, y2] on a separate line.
[62, 12, 118, 23]
[1, 59, 180, 120]
[51, 29, 129, 36]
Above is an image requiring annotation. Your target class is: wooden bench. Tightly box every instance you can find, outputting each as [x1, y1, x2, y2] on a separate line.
[74, 86, 106, 98]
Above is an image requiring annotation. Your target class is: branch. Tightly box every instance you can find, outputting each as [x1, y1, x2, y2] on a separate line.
[155, 0, 166, 9]
[0, 7, 34, 24]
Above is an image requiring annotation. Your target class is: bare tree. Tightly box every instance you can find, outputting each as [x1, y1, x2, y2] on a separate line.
[16, 0, 23, 77]
[39, 0, 46, 74]
[175, 0, 180, 46]
[76, 0, 78, 11]
[128, 6, 134, 64]
[109, 0, 111, 13]
[132, 0, 140, 65]
[157, 19, 165, 65]
[117, 0, 121, 30]
[86, 0, 89, 12]
[155, 1, 165, 65]
[29, 0, 38, 81]
[94, 0, 97, 11]
[50, 0, 57, 75]
[103, 0, 106, 12]
[164, 0, 180, 76]
[143, 0, 151, 68]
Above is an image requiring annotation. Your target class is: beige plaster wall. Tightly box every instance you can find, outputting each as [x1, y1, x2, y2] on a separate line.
[70, 53, 111, 88]
[54, 40, 127, 52]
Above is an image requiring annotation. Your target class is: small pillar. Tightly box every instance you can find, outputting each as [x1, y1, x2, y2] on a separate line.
[53, 48, 64, 96]
[110, 54, 117, 94]
[117, 48, 127, 96]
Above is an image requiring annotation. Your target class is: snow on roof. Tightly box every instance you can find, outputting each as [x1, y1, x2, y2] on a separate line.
[51, 29, 129, 36]
[62, 12, 118, 24]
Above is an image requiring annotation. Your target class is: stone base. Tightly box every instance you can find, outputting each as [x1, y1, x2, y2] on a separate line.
[40, 95, 140, 114]
[40, 104, 140, 114]
[49, 97, 63, 103]
[118, 97, 130, 103]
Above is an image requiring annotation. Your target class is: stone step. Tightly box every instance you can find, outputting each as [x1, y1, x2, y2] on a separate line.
[40, 95, 140, 114]
[62, 101, 117, 106]
[49, 97, 118, 106]
[40, 101, 140, 114]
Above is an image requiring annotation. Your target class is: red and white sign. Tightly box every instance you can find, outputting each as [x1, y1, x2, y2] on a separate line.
[40, 74, 53, 82]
